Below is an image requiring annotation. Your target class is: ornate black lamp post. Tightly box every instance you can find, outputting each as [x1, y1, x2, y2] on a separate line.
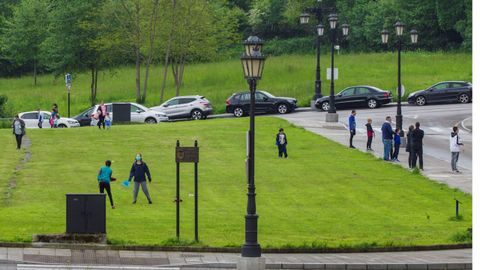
[299, 0, 334, 103]
[240, 36, 265, 259]
[325, 13, 349, 122]
[381, 22, 418, 136]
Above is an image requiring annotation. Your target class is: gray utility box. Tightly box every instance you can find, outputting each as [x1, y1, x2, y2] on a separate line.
[66, 194, 106, 234]
[112, 103, 131, 123]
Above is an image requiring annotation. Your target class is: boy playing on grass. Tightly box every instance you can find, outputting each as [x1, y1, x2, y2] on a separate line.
[392, 128, 401, 162]
[365, 118, 374, 151]
[276, 128, 288, 158]
[105, 113, 111, 129]
[97, 160, 116, 209]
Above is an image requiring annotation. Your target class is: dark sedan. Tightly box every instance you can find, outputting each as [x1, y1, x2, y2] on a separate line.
[73, 106, 95, 126]
[407, 81, 472, 106]
[226, 90, 297, 117]
[315, 86, 392, 111]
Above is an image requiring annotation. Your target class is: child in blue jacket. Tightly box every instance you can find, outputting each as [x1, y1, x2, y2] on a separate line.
[392, 128, 401, 162]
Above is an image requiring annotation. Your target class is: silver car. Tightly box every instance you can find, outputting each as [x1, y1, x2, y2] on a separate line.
[151, 96, 213, 120]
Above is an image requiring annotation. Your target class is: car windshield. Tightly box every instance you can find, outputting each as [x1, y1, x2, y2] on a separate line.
[133, 103, 149, 111]
[260, 91, 275, 98]
[76, 107, 93, 117]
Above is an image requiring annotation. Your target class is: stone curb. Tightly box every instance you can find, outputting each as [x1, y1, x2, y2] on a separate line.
[0, 242, 471, 254]
[179, 262, 472, 270]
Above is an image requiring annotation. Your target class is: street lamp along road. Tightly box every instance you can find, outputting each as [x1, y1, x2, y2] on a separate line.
[325, 13, 349, 123]
[299, 0, 334, 106]
[238, 35, 266, 270]
[381, 22, 418, 137]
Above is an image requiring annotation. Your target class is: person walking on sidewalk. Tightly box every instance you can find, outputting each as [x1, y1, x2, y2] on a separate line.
[392, 128, 401, 162]
[12, 114, 26, 150]
[348, 110, 357, 149]
[365, 118, 374, 151]
[129, 153, 153, 204]
[97, 160, 116, 209]
[381, 116, 394, 161]
[406, 125, 415, 168]
[276, 128, 288, 158]
[450, 126, 464, 173]
[411, 122, 424, 170]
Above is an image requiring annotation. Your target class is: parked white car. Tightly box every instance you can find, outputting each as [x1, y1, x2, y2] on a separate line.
[89, 102, 168, 125]
[151, 95, 213, 120]
[18, 111, 80, 128]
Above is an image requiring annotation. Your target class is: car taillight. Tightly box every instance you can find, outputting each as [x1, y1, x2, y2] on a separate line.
[200, 101, 210, 107]
[384, 92, 389, 97]
[226, 99, 231, 105]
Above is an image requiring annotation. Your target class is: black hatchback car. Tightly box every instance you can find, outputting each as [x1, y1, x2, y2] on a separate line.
[315, 85, 392, 111]
[226, 90, 297, 117]
[407, 81, 472, 106]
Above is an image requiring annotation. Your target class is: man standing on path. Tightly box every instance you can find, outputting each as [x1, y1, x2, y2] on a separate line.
[381, 116, 394, 161]
[450, 126, 464, 173]
[12, 114, 26, 150]
[411, 122, 424, 170]
[349, 110, 357, 149]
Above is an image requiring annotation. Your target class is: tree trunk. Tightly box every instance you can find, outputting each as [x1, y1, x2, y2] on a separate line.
[90, 66, 96, 105]
[142, 0, 159, 104]
[160, 0, 176, 103]
[94, 66, 98, 101]
[33, 58, 37, 86]
[135, 46, 141, 103]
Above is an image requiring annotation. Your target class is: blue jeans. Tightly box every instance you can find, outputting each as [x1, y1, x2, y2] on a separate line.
[383, 139, 392, 161]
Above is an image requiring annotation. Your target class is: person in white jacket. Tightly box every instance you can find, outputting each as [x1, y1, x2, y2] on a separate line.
[450, 126, 464, 173]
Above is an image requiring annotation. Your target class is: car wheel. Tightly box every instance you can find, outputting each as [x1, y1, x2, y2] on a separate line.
[321, 101, 330, 111]
[58, 124, 67, 128]
[458, 93, 470, 104]
[145, 117, 157, 124]
[277, 103, 289, 114]
[367, 99, 377, 109]
[233, 107, 244, 117]
[415, 96, 426, 106]
[191, 109, 203, 120]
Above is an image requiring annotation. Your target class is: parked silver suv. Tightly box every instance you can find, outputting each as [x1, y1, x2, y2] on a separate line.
[151, 96, 213, 120]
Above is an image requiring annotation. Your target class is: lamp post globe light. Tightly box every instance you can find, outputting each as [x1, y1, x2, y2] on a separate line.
[326, 13, 349, 123]
[299, 0, 334, 107]
[238, 36, 266, 270]
[381, 22, 418, 137]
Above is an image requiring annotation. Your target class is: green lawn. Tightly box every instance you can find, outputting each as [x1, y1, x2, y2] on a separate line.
[0, 52, 472, 116]
[0, 117, 472, 248]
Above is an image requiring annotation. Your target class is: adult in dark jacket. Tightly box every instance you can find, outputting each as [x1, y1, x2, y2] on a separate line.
[411, 122, 424, 170]
[381, 116, 394, 161]
[128, 153, 153, 204]
[12, 115, 26, 149]
[406, 125, 415, 168]
[348, 110, 357, 148]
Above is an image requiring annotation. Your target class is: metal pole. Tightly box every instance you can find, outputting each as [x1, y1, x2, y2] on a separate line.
[328, 29, 336, 113]
[68, 92, 71, 118]
[396, 40, 403, 136]
[314, 33, 322, 100]
[176, 140, 180, 241]
[456, 199, 459, 219]
[194, 140, 199, 242]
[241, 79, 261, 258]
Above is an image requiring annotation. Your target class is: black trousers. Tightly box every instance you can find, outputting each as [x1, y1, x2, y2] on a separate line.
[99, 182, 114, 206]
[97, 116, 105, 129]
[407, 151, 413, 168]
[392, 144, 400, 160]
[15, 134, 23, 149]
[366, 136, 373, 149]
[349, 130, 355, 147]
[278, 144, 288, 158]
[412, 148, 423, 169]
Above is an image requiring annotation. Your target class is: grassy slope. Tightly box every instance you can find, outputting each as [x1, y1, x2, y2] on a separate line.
[0, 52, 472, 116]
[0, 117, 471, 247]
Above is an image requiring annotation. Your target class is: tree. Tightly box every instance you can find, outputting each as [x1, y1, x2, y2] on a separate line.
[42, 0, 109, 105]
[1, 0, 48, 85]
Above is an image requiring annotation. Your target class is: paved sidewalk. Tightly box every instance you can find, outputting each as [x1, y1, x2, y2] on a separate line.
[277, 110, 472, 194]
[0, 247, 472, 269]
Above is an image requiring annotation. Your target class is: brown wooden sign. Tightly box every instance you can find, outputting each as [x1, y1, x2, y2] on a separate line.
[176, 147, 199, 163]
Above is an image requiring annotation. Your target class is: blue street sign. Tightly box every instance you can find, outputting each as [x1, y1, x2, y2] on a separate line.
[65, 73, 72, 85]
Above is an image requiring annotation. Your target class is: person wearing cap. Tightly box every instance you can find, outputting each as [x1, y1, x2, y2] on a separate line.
[128, 153, 153, 204]
[97, 160, 116, 209]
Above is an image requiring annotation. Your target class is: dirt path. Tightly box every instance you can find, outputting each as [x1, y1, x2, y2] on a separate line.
[3, 136, 31, 206]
